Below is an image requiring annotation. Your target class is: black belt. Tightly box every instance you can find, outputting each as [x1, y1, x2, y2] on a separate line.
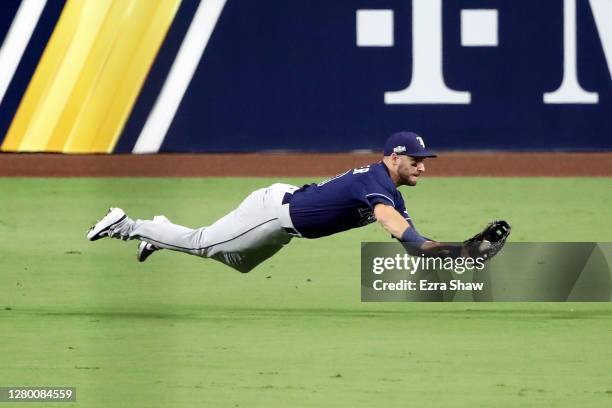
[284, 226, 300, 236]
[281, 192, 300, 236]
[282, 192, 293, 205]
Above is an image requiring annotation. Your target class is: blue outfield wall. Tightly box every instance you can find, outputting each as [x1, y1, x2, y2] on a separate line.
[122, 0, 611, 152]
[1, 0, 611, 152]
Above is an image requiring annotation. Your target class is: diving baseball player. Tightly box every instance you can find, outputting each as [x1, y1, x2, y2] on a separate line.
[86, 132, 510, 272]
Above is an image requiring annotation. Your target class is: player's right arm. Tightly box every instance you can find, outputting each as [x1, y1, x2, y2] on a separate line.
[374, 203, 469, 258]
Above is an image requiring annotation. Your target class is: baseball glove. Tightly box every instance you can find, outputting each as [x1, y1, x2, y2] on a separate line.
[464, 220, 511, 260]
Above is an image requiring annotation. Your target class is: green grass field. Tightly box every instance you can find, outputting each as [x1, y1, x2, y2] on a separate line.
[1, 177, 612, 407]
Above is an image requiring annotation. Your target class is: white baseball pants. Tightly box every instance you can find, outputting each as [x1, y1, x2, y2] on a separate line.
[111, 183, 301, 273]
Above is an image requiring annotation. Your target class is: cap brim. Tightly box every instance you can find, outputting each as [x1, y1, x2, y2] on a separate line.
[408, 150, 437, 158]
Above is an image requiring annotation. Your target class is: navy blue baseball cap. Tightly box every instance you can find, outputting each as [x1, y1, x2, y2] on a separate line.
[383, 131, 437, 158]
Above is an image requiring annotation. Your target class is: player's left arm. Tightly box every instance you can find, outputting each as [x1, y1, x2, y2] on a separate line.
[374, 204, 469, 258]
[374, 203, 411, 239]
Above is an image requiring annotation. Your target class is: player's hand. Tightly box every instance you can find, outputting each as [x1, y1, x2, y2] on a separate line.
[464, 220, 511, 260]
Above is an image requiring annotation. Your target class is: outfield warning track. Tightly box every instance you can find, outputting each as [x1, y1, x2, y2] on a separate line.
[0, 152, 611, 177]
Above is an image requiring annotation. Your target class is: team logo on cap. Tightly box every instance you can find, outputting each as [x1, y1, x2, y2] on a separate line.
[393, 146, 406, 153]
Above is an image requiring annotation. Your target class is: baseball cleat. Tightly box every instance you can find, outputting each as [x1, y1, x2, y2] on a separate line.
[137, 241, 159, 262]
[86, 208, 127, 241]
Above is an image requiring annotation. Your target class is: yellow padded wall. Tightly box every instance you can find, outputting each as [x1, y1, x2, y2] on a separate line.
[1, 0, 182, 153]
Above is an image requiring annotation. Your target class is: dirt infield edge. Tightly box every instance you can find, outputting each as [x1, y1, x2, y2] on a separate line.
[1, 152, 611, 177]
